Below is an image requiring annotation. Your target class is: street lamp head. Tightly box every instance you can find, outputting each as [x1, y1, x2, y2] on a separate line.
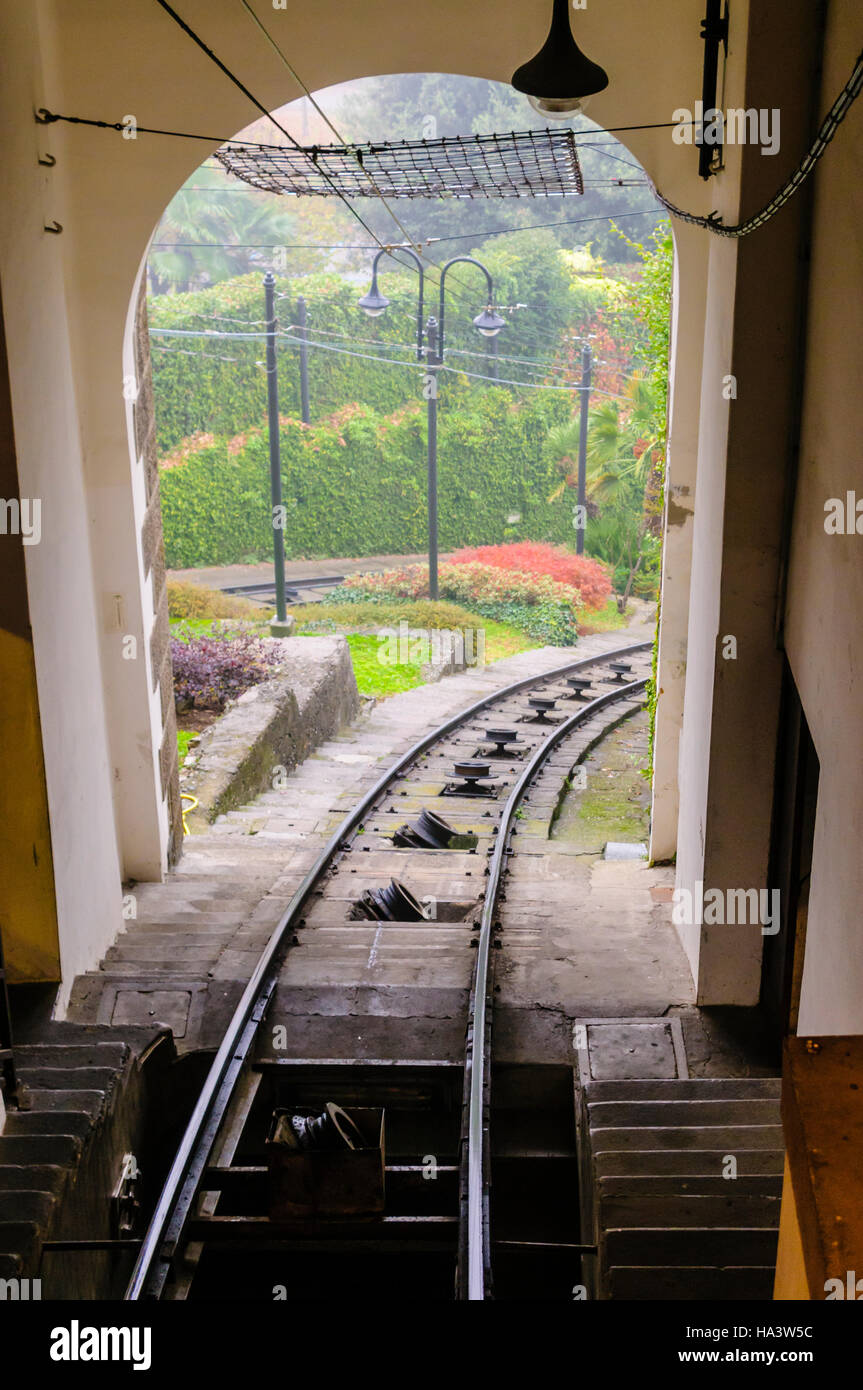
[358, 289, 390, 317]
[358, 269, 390, 318]
[511, 0, 608, 119]
[473, 306, 506, 338]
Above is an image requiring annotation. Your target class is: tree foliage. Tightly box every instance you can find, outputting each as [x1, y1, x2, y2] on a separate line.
[148, 242, 622, 454]
[544, 229, 673, 608]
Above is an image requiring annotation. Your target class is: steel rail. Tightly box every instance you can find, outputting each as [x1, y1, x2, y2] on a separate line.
[221, 575, 346, 595]
[462, 676, 648, 1301]
[125, 640, 649, 1299]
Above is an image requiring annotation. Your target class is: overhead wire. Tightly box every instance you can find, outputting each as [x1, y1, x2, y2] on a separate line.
[148, 322, 647, 398]
[149, 207, 666, 253]
[151, 0, 388, 250]
[234, 0, 457, 267]
[230, 0, 662, 321]
[150, 0, 542, 323]
[137, 5, 668, 361]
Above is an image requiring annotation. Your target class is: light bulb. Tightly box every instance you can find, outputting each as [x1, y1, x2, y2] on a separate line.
[527, 93, 592, 120]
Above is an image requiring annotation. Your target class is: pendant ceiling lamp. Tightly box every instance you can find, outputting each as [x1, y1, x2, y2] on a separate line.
[511, 0, 609, 118]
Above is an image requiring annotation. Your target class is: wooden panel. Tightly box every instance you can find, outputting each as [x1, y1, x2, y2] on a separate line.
[782, 1036, 863, 1298]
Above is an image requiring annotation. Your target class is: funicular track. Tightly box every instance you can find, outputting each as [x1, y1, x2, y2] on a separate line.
[125, 642, 651, 1302]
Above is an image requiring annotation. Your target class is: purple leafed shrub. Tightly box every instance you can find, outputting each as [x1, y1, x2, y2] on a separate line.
[171, 634, 281, 712]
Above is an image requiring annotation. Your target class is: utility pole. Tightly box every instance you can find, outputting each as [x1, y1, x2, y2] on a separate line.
[576, 342, 592, 557]
[263, 272, 288, 628]
[296, 294, 310, 425]
[425, 316, 440, 601]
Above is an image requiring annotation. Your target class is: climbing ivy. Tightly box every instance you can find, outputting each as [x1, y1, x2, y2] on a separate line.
[159, 391, 577, 568]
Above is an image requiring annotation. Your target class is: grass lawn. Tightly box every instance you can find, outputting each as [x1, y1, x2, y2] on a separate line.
[577, 598, 627, 634]
[343, 634, 426, 697]
[167, 594, 617, 732]
[177, 728, 197, 764]
[293, 599, 541, 699]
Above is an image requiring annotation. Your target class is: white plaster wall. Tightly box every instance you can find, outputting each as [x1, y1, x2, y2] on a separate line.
[0, 4, 125, 1007]
[674, 236, 739, 985]
[670, 3, 750, 988]
[109, 263, 170, 880]
[785, 0, 863, 1035]
[650, 221, 709, 862]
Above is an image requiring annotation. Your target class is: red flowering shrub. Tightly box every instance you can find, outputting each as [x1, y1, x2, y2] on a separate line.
[449, 542, 612, 611]
[330, 562, 582, 644]
[339, 561, 580, 608]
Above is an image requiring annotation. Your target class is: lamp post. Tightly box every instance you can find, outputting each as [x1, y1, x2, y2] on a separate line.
[575, 342, 592, 556]
[359, 249, 504, 599]
[296, 294, 311, 424]
[263, 272, 287, 628]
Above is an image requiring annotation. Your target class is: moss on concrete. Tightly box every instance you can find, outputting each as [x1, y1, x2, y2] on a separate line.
[551, 710, 651, 853]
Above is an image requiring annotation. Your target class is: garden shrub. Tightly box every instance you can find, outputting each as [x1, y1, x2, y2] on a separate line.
[331, 562, 581, 645]
[449, 542, 612, 611]
[291, 598, 492, 631]
[171, 634, 282, 711]
[167, 579, 266, 622]
[148, 247, 616, 455]
[334, 560, 580, 606]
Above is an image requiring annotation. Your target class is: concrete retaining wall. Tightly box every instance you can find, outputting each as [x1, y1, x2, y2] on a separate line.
[180, 635, 358, 831]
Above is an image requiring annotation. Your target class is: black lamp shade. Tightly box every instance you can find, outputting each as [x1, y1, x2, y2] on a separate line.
[358, 269, 390, 317]
[512, 0, 609, 107]
[473, 307, 505, 337]
[358, 289, 390, 317]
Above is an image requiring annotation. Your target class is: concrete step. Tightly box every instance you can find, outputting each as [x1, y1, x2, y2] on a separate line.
[13, 1065, 121, 1091]
[0, 1165, 68, 1195]
[589, 1100, 782, 1127]
[107, 931, 234, 956]
[116, 923, 238, 938]
[0, 1190, 56, 1224]
[104, 943, 224, 962]
[132, 911, 245, 927]
[4, 1111, 96, 1139]
[608, 1265, 776, 1300]
[91, 961, 214, 978]
[595, 1149, 785, 1178]
[24, 1090, 107, 1118]
[598, 1174, 783, 1198]
[0, 1135, 82, 1167]
[591, 1125, 784, 1152]
[605, 1226, 780, 1267]
[584, 1077, 781, 1101]
[129, 877, 265, 898]
[600, 1194, 781, 1229]
[14, 1043, 129, 1070]
[0, 1224, 39, 1271]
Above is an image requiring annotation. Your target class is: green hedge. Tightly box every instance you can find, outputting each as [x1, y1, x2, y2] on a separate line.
[160, 390, 582, 568]
[148, 251, 611, 455]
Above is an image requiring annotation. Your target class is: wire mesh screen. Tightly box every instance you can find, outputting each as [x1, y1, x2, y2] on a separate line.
[214, 129, 584, 199]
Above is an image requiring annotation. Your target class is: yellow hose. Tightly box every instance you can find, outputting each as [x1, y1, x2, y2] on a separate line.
[180, 793, 198, 836]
